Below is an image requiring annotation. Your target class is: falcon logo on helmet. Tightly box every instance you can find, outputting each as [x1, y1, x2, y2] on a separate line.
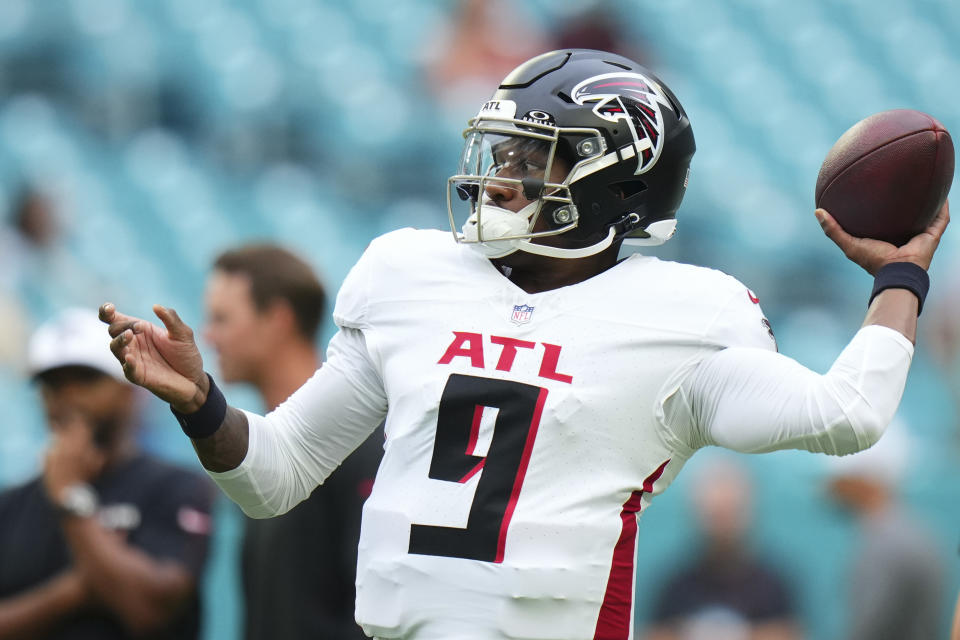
[571, 72, 674, 175]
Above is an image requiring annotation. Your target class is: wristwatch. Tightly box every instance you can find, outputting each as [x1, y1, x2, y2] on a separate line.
[56, 483, 99, 519]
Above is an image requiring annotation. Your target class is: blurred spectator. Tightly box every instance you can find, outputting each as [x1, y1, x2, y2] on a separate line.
[423, 0, 652, 119]
[0, 186, 55, 368]
[423, 0, 548, 115]
[825, 420, 943, 640]
[0, 295, 28, 369]
[924, 267, 960, 640]
[203, 245, 382, 640]
[12, 186, 59, 248]
[0, 184, 107, 325]
[922, 261, 960, 447]
[0, 185, 62, 292]
[554, 7, 651, 65]
[0, 308, 213, 639]
[644, 456, 801, 640]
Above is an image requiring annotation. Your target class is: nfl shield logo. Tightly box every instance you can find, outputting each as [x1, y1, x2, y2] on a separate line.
[510, 304, 534, 325]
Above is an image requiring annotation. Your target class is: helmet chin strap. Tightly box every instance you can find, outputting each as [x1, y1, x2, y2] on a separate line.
[463, 202, 668, 261]
[513, 228, 617, 259]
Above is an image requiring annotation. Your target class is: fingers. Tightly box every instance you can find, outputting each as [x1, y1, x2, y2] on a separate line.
[99, 303, 144, 338]
[119, 349, 142, 384]
[102, 309, 142, 382]
[815, 208, 838, 239]
[927, 199, 950, 239]
[108, 329, 141, 384]
[815, 208, 855, 253]
[815, 208, 897, 275]
[153, 305, 194, 342]
[109, 328, 133, 361]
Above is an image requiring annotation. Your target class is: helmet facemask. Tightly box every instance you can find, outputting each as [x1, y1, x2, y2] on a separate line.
[447, 117, 616, 260]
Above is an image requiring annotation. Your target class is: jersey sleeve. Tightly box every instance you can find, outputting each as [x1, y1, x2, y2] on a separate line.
[134, 470, 214, 577]
[671, 325, 914, 455]
[205, 327, 388, 518]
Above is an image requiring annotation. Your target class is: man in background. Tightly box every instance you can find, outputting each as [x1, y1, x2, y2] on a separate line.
[0, 308, 213, 639]
[644, 456, 801, 640]
[204, 244, 382, 639]
[826, 420, 943, 640]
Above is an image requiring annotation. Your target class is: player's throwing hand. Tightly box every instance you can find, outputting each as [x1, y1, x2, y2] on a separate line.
[99, 303, 209, 412]
[816, 199, 950, 275]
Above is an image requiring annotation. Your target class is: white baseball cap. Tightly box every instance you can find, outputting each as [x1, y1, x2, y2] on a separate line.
[27, 307, 126, 381]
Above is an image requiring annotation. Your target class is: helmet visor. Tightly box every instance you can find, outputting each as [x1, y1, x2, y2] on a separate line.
[448, 127, 574, 248]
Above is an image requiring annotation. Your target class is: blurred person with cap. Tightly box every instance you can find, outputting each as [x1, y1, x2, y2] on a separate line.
[644, 456, 801, 640]
[826, 419, 943, 640]
[0, 308, 214, 639]
[204, 244, 381, 640]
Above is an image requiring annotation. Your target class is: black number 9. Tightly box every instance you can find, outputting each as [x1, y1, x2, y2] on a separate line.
[408, 374, 548, 563]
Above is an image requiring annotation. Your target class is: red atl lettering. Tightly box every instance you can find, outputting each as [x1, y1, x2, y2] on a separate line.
[490, 336, 536, 371]
[438, 332, 573, 384]
[437, 332, 485, 368]
[538, 343, 574, 384]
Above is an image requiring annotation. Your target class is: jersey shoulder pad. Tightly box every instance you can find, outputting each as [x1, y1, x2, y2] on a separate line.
[624, 257, 776, 351]
[332, 228, 455, 329]
[699, 270, 776, 351]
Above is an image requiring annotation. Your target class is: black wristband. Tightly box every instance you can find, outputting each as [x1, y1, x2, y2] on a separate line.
[171, 374, 227, 439]
[869, 262, 930, 315]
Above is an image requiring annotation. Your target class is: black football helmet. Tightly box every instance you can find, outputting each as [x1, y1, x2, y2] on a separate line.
[448, 49, 695, 259]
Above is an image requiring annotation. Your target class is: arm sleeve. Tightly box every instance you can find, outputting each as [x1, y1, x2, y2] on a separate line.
[205, 327, 388, 518]
[665, 325, 914, 454]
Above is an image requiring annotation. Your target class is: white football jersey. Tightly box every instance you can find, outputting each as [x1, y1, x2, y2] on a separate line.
[332, 228, 776, 640]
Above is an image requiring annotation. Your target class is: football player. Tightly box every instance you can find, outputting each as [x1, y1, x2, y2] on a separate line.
[100, 49, 948, 640]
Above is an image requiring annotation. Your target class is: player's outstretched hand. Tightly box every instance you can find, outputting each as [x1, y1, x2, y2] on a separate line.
[816, 199, 950, 275]
[99, 303, 209, 412]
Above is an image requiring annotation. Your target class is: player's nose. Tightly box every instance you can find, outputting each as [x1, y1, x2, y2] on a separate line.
[483, 176, 524, 211]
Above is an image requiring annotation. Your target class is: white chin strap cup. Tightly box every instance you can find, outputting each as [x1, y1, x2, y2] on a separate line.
[461, 203, 537, 259]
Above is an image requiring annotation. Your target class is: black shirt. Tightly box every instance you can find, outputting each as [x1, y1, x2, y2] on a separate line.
[650, 549, 796, 627]
[242, 426, 383, 640]
[0, 453, 214, 639]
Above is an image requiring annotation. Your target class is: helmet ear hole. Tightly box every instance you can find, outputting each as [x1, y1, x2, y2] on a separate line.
[608, 179, 648, 200]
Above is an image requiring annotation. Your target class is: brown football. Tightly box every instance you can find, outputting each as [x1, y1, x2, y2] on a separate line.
[815, 109, 954, 246]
